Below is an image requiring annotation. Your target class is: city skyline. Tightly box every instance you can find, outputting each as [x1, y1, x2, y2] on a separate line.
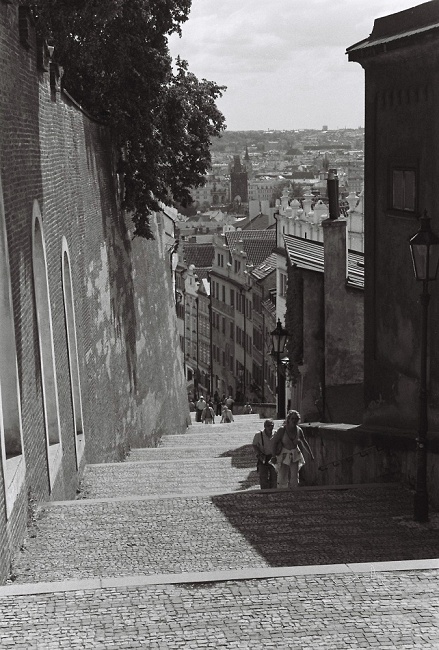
[168, 0, 424, 131]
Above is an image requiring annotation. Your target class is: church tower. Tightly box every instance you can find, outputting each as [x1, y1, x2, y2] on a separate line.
[230, 154, 249, 203]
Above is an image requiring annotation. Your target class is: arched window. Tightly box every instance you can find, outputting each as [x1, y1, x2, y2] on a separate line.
[32, 201, 62, 490]
[61, 238, 85, 468]
[0, 177, 26, 517]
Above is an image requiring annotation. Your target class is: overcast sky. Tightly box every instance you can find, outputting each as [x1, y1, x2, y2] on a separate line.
[168, 0, 425, 131]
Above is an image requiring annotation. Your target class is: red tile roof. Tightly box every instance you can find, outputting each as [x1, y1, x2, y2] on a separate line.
[225, 230, 276, 266]
[182, 243, 215, 270]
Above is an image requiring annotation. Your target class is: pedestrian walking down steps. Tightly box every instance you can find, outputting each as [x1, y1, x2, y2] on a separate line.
[220, 405, 234, 423]
[201, 402, 215, 424]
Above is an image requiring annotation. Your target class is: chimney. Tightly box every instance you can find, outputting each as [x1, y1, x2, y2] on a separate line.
[327, 168, 339, 219]
[322, 168, 349, 390]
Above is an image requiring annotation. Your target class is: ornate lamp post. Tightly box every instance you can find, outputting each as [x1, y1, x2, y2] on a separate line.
[409, 211, 439, 522]
[270, 319, 289, 420]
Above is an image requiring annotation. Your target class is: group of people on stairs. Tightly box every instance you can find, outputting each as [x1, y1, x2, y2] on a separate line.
[252, 410, 314, 489]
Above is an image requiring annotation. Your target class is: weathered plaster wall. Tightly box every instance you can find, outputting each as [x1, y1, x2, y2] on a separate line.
[300, 271, 325, 422]
[323, 218, 364, 387]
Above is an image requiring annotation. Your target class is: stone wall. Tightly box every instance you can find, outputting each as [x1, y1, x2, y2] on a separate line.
[0, 2, 189, 583]
[302, 423, 439, 509]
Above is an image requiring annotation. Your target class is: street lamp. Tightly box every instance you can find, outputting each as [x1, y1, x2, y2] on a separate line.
[270, 319, 289, 420]
[409, 211, 439, 522]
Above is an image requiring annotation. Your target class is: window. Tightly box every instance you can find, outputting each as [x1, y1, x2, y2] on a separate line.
[234, 260, 241, 274]
[391, 168, 416, 212]
[62, 239, 85, 469]
[222, 285, 226, 302]
[0, 177, 26, 518]
[230, 289, 235, 307]
[32, 201, 62, 490]
[280, 272, 287, 297]
[217, 253, 224, 267]
[230, 322, 234, 339]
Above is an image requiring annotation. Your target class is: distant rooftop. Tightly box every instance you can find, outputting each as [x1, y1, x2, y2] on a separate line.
[225, 230, 276, 267]
[182, 243, 214, 270]
[283, 234, 364, 290]
[251, 253, 277, 280]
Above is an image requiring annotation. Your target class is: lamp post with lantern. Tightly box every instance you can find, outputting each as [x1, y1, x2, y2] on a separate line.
[409, 210, 439, 522]
[270, 319, 290, 420]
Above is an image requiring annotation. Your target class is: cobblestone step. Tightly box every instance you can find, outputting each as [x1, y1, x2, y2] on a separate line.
[10, 485, 439, 586]
[80, 457, 258, 498]
[127, 444, 255, 462]
[2, 567, 439, 649]
[158, 429, 257, 447]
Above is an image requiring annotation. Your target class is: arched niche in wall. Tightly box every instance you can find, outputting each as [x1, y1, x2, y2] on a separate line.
[0, 176, 26, 518]
[61, 237, 85, 468]
[32, 201, 62, 490]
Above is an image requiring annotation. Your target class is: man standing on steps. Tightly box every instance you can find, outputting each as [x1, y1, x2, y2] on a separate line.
[195, 395, 207, 422]
[252, 419, 277, 489]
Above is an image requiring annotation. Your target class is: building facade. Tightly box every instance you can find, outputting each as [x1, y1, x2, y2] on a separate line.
[348, 0, 439, 432]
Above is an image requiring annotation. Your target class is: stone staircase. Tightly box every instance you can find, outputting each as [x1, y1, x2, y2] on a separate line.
[1, 413, 439, 648]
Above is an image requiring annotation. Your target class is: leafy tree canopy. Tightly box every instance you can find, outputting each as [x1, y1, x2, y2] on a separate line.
[31, 0, 226, 238]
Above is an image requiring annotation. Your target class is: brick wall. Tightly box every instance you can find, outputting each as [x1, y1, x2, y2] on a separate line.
[0, 2, 189, 583]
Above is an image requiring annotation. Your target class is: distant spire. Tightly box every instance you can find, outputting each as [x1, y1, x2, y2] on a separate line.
[244, 145, 250, 161]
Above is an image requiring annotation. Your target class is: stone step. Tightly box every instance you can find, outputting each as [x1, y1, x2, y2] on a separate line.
[157, 429, 257, 448]
[10, 485, 439, 585]
[127, 444, 255, 462]
[80, 457, 258, 499]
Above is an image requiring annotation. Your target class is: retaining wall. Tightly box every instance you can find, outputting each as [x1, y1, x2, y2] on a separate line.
[0, 2, 189, 583]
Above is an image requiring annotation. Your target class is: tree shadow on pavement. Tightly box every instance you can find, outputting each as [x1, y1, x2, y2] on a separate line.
[211, 485, 439, 567]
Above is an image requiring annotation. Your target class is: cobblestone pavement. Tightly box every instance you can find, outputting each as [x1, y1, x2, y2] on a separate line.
[3, 415, 439, 648]
[10, 485, 439, 584]
[1, 571, 439, 649]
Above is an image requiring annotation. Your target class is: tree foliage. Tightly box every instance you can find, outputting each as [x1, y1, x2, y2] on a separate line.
[31, 0, 226, 238]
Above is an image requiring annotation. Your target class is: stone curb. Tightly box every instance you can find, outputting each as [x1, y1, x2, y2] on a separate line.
[2, 559, 439, 598]
[48, 482, 398, 507]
